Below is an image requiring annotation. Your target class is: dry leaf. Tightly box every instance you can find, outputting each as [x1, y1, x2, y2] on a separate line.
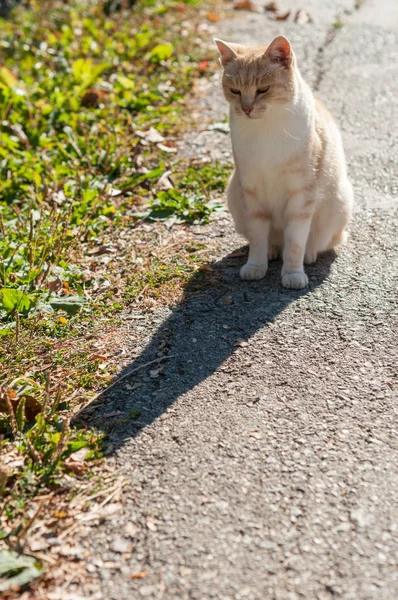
[23, 395, 42, 421]
[64, 461, 88, 475]
[294, 9, 313, 24]
[146, 518, 157, 531]
[130, 570, 148, 579]
[234, 0, 257, 11]
[228, 251, 247, 258]
[264, 1, 279, 11]
[223, 295, 233, 305]
[69, 447, 90, 462]
[157, 142, 177, 154]
[274, 10, 290, 20]
[198, 60, 210, 73]
[136, 127, 165, 144]
[46, 277, 62, 293]
[4, 387, 17, 401]
[88, 354, 108, 361]
[207, 12, 220, 22]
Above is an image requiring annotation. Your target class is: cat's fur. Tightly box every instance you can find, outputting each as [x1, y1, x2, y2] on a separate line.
[215, 36, 353, 289]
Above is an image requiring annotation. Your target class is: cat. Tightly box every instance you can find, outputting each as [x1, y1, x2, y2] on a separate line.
[214, 36, 353, 289]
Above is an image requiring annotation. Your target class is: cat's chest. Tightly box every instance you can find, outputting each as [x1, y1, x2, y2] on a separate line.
[233, 134, 293, 199]
[232, 126, 301, 172]
[230, 111, 308, 191]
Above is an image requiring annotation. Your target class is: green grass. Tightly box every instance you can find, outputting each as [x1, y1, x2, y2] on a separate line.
[0, 0, 222, 322]
[332, 17, 344, 29]
[0, 0, 231, 584]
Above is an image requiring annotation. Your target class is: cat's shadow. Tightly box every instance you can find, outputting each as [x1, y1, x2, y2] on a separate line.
[76, 247, 336, 450]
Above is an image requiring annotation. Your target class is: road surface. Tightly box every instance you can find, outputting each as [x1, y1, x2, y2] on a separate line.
[76, 2, 398, 599]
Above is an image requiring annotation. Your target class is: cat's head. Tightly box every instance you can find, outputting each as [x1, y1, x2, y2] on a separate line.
[214, 36, 296, 119]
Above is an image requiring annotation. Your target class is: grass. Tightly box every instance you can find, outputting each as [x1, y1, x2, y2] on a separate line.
[0, 0, 231, 592]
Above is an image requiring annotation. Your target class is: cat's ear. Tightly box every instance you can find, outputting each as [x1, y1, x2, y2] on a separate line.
[214, 39, 238, 67]
[266, 36, 292, 68]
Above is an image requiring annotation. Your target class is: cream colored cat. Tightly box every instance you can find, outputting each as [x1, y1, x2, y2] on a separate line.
[215, 36, 353, 289]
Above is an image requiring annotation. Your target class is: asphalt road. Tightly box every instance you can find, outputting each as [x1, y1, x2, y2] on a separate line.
[76, 2, 398, 599]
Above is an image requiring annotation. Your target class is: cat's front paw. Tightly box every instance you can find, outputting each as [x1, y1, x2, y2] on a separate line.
[240, 262, 267, 281]
[281, 271, 308, 289]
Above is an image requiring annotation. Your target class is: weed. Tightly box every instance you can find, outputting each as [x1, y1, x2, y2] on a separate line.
[0, 0, 230, 583]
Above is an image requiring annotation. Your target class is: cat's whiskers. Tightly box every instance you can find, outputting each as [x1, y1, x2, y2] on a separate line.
[283, 128, 300, 141]
[283, 106, 298, 115]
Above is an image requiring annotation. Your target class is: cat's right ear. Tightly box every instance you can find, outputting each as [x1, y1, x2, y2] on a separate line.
[214, 39, 237, 67]
[266, 36, 292, 68]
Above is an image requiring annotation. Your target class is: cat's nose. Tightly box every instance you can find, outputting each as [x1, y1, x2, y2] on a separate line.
[242, 106, 252, 115]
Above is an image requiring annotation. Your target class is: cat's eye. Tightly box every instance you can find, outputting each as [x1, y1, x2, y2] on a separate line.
[257, 86, 270, 94]
[230, 89, 241, 95]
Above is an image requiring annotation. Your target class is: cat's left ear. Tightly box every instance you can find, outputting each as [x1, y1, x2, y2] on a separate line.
[266, 36, 292, 68]
[214, 39, 238, 67]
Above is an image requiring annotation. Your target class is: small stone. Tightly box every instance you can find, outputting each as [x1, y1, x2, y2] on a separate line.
[350, 508, 370, 528]
[146, 518, 157, 532]
[86, 564, 97, 573]
[125, 522, 138, 538]
[139, 585, 158, 597]
[112, 538, 132, 553]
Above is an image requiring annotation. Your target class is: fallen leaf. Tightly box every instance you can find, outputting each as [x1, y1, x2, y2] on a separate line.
[46, 277, 62, 293]
[157, 142, 177, 153]
[130, 570, 148, 579]
[87, 245, 113, 256]
[0, 550, 43, 592]
[264, 1, 279, 11]
[88, 354, 108, 361]
[64, 461, 88, 476]
[6, 387, 17, 400]
[157, 171, 174, 190]
[146, 518, 157, 531]
[274, 10, 290, 20]
[49, 295, 86, 315]
[294, 9, 313, 24]
[81, 89, 100, 107]
[228, 251, 247, 258]
[53, 511, 68, 519]
[207, 11, 220, 22]
[250, 431, 262, 440]
[23, 395, 42, 421]
[136, 127, 165, 144]
[198, 60, 209, 73]
[234, 0, 257, 11]
[223, 295, 233, 305]
[69, 447, 90, 462]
